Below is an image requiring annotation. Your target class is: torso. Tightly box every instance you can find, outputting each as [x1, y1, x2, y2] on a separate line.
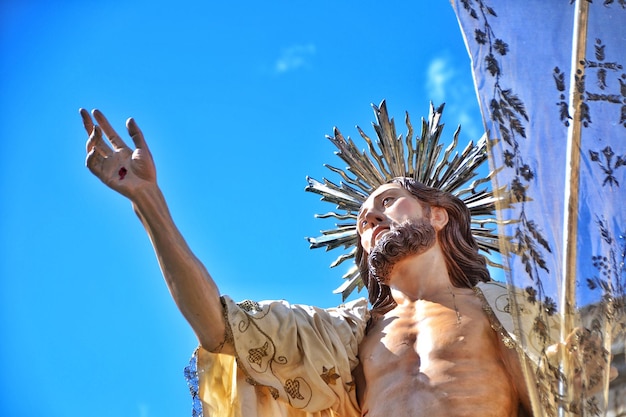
[356, 288, 520, 417]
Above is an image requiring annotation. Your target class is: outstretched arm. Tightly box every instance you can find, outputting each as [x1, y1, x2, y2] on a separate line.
[81, 108, 230, 353]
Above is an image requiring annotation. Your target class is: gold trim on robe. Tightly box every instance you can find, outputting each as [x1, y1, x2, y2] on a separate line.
[192, 283, 560, 416]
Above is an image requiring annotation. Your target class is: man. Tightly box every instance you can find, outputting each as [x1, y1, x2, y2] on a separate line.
[353, 178, 530, 416]
[82, 108, 607, 417]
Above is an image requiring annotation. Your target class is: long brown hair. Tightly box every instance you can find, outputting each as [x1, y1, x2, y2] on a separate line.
[356, 177, 490, 314]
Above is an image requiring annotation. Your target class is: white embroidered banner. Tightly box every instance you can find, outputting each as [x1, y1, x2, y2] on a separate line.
[452, 1, 626, 415]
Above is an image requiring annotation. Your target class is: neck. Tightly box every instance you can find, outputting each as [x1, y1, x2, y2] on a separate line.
[386, 243, 451, 303]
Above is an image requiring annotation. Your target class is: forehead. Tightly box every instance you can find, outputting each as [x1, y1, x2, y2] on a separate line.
[359, 183, 410, 211]
[368, 183, 406, 201]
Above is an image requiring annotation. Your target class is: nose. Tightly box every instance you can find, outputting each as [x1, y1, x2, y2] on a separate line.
[363, 208, 385, 227]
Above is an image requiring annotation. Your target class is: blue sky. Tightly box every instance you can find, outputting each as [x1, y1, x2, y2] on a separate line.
[0, 1, 483, 416]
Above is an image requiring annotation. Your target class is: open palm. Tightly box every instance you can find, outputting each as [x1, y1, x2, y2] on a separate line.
[81, 108, 156, 199]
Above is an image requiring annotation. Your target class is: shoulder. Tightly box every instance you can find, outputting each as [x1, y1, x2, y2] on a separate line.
[472, 282, 518, 349]
[328, 297, 370, 321]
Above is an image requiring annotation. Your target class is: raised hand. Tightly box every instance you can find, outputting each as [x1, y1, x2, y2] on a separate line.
[81, 108, 156, 200]
[80, 108, 229, 353]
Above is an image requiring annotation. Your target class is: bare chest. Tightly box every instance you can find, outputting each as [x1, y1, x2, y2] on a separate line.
[356, 297, 516, 416]
[360, 300, 487, 367]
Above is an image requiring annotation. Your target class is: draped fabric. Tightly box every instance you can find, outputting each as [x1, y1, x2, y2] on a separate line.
[184, 283, 558, 416]
[452, 1, 626, 415]
[187, 296, 369, 417]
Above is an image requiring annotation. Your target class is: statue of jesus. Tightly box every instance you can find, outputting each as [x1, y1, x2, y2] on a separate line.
[81, 108, 614, 417]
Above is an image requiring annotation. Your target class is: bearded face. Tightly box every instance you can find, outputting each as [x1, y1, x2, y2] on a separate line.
[367, 218, 436, 284]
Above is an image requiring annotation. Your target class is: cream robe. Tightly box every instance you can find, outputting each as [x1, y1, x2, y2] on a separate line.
[187, 282, 559, 417]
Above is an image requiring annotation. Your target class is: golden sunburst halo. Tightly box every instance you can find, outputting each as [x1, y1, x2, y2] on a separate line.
[306, 100, 506, 300]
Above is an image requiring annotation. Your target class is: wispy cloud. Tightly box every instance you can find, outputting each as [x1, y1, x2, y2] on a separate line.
[138, 403, 149, 417]
[425, 54, 482, 141]
[274, 43, 316, 74]
[426, 57, 455, 104]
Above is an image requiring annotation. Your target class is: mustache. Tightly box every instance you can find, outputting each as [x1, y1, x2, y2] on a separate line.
[368, 218, 436, 284]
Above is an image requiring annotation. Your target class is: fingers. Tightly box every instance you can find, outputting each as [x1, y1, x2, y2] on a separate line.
[126, 117, 149, 151]
[85, 127, 107, 174]
[79, 108, 94, 135]
[92, 109, 129, 150]
[85, 145, 105, 175]
[86, 125, 112, 158]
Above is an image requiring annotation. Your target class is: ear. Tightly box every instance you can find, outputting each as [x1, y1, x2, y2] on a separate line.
[429, 206, 449, 231]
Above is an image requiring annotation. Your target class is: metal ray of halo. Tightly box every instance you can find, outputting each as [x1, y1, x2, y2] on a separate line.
[306, 100, 505, 300]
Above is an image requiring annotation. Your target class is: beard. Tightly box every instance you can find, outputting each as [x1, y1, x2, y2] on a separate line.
[368, 218, 436, 285]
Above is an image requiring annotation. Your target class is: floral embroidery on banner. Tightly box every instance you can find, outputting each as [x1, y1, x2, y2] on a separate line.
[553, 38, 626, 129]
[459, 0, 557, 379]
[550, 5, 626, 383]
[457, 1, 626, 415]
[589, 146, 625, 187]
[584, 216, 626, 334]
